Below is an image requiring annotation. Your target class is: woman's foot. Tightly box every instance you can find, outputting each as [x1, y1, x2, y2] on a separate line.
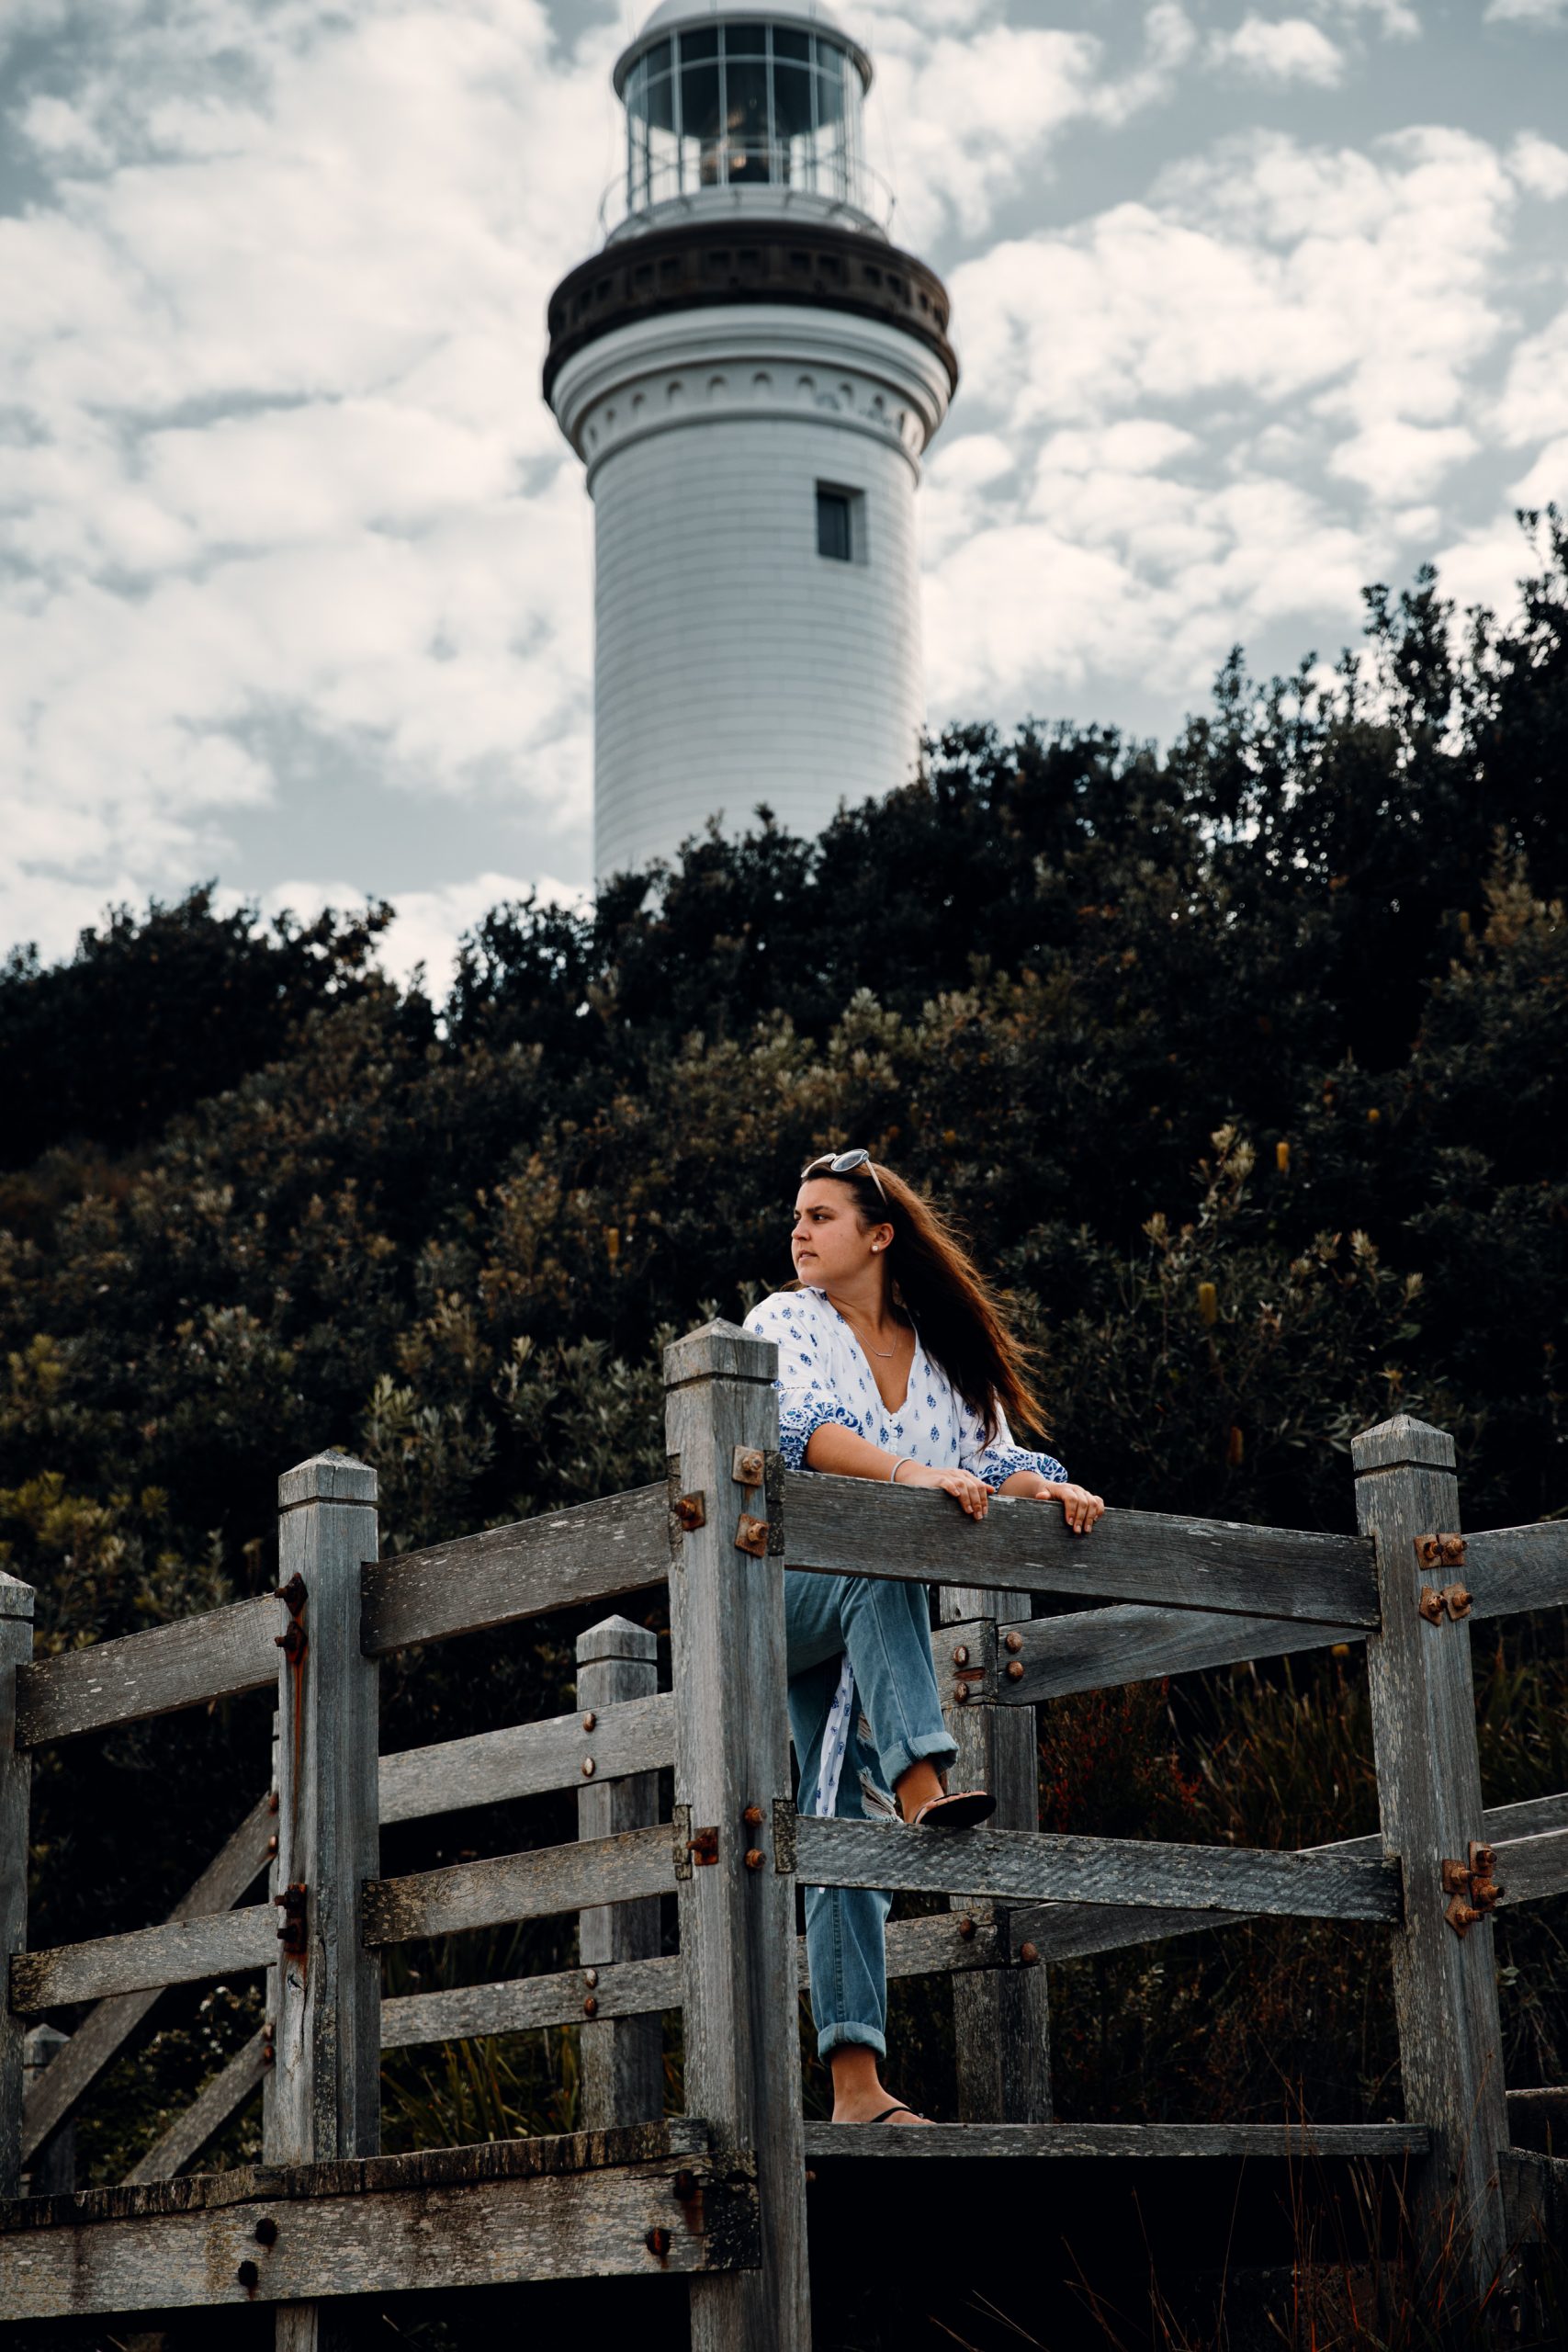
[892, 1758, 946, 1823]
[828, 2043, 933, 2126]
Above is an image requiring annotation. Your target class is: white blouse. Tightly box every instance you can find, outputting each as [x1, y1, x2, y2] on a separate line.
[742, 1285, 1066, 1488]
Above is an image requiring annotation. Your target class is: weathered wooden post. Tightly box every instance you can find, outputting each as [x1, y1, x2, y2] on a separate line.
[0, 1571, 33, 2198]
[267, 1453, 381, 2349]
[21, 2027, 73, 2194]
[576, 1614, 663, 2127]
[664, 1323, 809, 2352]
[939, 1582, 1051, 2121]
[1354, 1416, 1509, 2301]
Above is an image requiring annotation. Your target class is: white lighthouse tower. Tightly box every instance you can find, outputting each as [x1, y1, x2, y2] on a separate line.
[545, 0, 957, 880]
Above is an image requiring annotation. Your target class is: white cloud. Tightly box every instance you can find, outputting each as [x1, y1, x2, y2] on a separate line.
[1510, 131, 1568, 198]
[1484, 0, 1568, 21]
[1319, 0, 1421, 36]
[1210, 17, 1346, 85]
[247, 869, 586, 995]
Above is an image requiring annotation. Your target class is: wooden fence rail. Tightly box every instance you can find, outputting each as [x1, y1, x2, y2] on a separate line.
[1, 1322, 1564, 2346]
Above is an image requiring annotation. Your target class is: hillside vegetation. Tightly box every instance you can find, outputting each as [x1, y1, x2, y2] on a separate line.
[2, 517, 1564, 2180]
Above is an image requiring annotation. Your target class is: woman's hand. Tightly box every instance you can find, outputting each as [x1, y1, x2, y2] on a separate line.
[1039, 1480, 1104, 1535]
[897, 1462, 994, 1520]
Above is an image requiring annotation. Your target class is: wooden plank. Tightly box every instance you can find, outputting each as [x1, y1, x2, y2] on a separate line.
[883, 1908, 1006, 1981]
[0, 1574, 34, 2196]
[15, 1597, 276, 1749]
[577, 1617, 663, 2129]
[1005, 1791, 1568, 1967]
[360, 1485, 671, 1657]
[379, 1689, 674, 1825]
[1499, 2148, 1568, 2246]
[971, 1600, 1361, 1706]
[266, 1453, 382, 2190]
[790, 1815, 1402, 1922]
[803, 2120, 1431, 2160]
[11, 1907, 277, 2011]
[1355, 1414, 1508, 2301]
[666, 1321, 809, 2352]
[938, 1584, 1050, 2125]
[364, 1822, 678, 1947]
[123, 2030, 267, 2186]
[21, 2030, 73, 2196]
[1492, 1828, 1568, 1909]
[784, 1472, 1379, 1628]
[1465, 1521, 1568, 1619]
[21, 1792, 276, 2162]
[0, 2137, 754, 2318]
[382, 1954, 684, 2049]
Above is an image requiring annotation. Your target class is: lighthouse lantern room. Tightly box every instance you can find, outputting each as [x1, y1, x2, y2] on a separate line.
[545, 0, 957, 881]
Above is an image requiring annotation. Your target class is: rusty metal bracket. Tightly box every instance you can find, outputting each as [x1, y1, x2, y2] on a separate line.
[1415, 1532, 1467, 1572]
[275, 1619, 307, 1663]
[274, 1882, 308, 1955]
[671, 1491, 706, 1533]
[1418, 1581, 1473, 1625]
[734, 1514, 769, 1558]
[272, 1571, 308, 1616]
[732, 1445, 766, 1488]
[1442, 1841, 1504, 1937]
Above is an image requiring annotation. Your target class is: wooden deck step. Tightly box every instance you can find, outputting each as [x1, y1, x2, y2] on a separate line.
[805, 2120, 1431, 2159]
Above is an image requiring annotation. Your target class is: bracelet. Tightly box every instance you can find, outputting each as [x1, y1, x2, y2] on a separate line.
[888, 1455, 915, 1484]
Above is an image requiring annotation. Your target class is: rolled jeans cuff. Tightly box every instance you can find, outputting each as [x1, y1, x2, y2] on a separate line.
[875, 1725, 958, 1790]
[818, 2020, 887, 2061]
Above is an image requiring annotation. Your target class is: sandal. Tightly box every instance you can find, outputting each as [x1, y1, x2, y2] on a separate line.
[871, 2104, 925, 2123]
[909, 1789, 996, 1829]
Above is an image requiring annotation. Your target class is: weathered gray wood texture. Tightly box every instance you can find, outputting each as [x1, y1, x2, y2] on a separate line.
[365, 1822, 677, 1946]
[1004, 1790, 1568, 1968]
[379, 1688, 673, 1825]
[360, 1484, 670, 1657]
[21, 1792, 275, 2161]
[10, 1905, 278, 2011]
[1355, 1414, 1508, 2301]
[15, 1596, 276, 1748]
[1462, 1521, 1568, 1618]
[21, 2029, 73, 2197]
[666, 1321, 809, 2352]
[1499, 2147, 1568, 2248]
[964, 1597, 1362, 1706]
[784, 1473, 1378, 1626]
[0, 2131, 754, 2317]
[0, 1572, 33, 2196]
[577, 1616, 664, 2128]
[938, 1585, 1050, 2124]
[1489, 1827, 1568, 1910]
[266, 1454, 381, 2173]
[803, 2120, 1431, 2160]
[382, 1954, 685, 2049]
[123, 2030, 267, 2186]
[791, 1814, 1402, 1920]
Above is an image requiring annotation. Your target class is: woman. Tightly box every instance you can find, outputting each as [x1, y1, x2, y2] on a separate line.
[743, 1148, 1104, 2128]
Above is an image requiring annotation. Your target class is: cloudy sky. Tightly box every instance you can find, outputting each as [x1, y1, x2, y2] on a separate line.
[3, 0, 1564, 987]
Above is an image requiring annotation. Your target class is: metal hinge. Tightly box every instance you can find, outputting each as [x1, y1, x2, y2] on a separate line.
[1442, 1841, 1504, 1937]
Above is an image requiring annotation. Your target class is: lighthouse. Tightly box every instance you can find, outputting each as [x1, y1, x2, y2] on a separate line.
[544, 0, 957, 881]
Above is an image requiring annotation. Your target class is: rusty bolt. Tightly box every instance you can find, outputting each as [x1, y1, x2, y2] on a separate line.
[581, 1757, 596, 1778]
[583, 1996, 598, 2018]
[1415, 1534, 1443, 1570]
[275, 1620, 306, 1662]
[236, 2261, 260, 2293]
[272, 1571, 308, 1614]
[1007, 1660, 1025, 1682]
[254, 2218, 278, 2249]
[265, 1834, 278, 1857]
[1443, 1582, 1472, 1620]
[956, 1914, 976, 1939]
[1440, 1533, 1468, 1567]
[584, 1967, 599, 1988]
[261, 2041, 275, 2067]
[1472, 1845, 1495, 1875]
[645, 2227, 671, 2260]
[1446, 1897, 1483, 1938]
[672, 2168, 699, 2202]
[734, 1513, 769, 1557]
[672, 1493, 706, 1532]
[581, 1710, 596, 1732]
[733, 1446, 766, 1487]
[1004, 1630, 1024, 1655]
[953, 1683, 969, 1703]
[1418, 1588, 1447, 1625]
[1019, 1941, 1041, 1966]
[745, 1848, 765, 1871]
[952, 1645, 969, 1666]
[743, 1804, 764, 1826]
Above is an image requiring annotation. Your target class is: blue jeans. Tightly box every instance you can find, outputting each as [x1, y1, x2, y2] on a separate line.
[785, 1570, 958, 2060]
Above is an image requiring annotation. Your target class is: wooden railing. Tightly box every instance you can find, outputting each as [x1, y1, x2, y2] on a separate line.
[1, 1319, 1566, 2348]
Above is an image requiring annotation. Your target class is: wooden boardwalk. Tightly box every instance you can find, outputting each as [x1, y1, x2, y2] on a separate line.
[2, 1321, 1565, 2345]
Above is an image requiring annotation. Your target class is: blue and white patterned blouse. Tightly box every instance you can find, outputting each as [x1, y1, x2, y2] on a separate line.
[742, 1286, 1067, 1489]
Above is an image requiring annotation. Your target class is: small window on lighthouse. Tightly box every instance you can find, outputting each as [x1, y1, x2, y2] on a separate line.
[817, 485, 860, 562]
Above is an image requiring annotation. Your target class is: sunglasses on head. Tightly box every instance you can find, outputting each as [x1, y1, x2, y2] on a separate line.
[800, 1148, 888, 1204]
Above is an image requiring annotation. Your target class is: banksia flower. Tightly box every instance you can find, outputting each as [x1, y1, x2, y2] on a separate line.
[1197, 1281, 1218, 1327]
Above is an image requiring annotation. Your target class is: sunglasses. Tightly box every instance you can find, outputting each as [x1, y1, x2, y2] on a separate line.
[800, 1148, 888, 1204]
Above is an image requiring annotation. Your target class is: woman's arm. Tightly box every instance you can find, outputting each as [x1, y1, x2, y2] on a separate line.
[804, 1423, 994, 1521]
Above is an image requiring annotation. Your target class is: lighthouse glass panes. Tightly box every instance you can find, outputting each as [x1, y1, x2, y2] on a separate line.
[625, 24, 866, 215]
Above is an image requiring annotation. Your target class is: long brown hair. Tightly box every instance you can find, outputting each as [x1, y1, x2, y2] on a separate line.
[794, 1159, 1048, 1444]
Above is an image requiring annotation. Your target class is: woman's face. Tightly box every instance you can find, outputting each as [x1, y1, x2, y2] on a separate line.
[790, 1179, 889, 1286]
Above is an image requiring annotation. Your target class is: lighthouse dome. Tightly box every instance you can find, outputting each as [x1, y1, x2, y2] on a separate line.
[607, 0, 881, 241]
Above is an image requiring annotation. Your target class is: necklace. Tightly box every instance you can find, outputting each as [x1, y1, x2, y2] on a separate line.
[827, 1294, 901, 1357]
